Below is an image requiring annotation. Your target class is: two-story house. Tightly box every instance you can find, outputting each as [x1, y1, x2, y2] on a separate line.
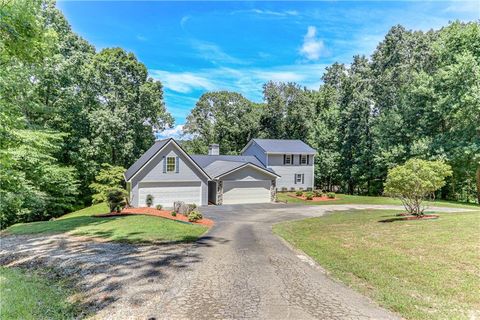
[124, 138, 315, 208]
[241, 139, 316, 191]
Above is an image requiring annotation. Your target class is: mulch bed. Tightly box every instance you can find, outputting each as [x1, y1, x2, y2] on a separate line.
[94, 207, 214, 227]
[379, 214, 439, 223]
[289, 195, 340, 202]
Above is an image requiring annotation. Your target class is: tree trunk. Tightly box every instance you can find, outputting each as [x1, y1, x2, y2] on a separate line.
[476, 163, 480, 205]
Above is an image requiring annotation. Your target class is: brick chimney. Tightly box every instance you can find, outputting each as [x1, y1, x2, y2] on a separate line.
[208, 144, 219, 155]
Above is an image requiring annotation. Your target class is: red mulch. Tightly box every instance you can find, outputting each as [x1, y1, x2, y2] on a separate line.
[289, 195, 339, 202]
[94, 207, 214, 227]
[379, 214, 439, 223]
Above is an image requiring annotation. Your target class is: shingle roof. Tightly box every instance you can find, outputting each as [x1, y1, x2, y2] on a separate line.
[191, 155, 277, 178]
[124, 139, 170, 181]
[252, 139, 316, 154]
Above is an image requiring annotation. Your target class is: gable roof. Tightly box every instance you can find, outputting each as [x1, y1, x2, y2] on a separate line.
[191, 155, 279, 179]
[124, 138, 210, 181]
[242, 138, 316, 154]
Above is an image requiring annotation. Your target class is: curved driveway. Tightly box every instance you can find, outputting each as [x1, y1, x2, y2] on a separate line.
[158, 203, 464, 320]
[2, 204, 467, 319]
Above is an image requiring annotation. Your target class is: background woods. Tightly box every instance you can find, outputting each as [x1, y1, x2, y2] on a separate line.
[1, 0, 478, 228]
[184, 22, 480, 204]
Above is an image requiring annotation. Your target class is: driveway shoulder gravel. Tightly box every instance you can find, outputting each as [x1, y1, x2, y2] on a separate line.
[1, 204, 469, 319]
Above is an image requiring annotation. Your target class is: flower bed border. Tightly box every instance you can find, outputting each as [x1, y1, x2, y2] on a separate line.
[288, 194, 340, 202]
[94, 207, 214, 227]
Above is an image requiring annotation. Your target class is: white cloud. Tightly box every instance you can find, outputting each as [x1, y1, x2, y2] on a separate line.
[191, 40, 246, 65]
[150, 70, 215, 93]
[443, 1, 479, 13]
[299, 26, 326, 61]
[156, 124, 187, 140]
[232, 9, 299, 17]
[180, 15, 190, 28]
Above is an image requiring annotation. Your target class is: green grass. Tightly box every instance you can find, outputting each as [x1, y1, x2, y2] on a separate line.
[0, 267, 83, 320]
[277, 192, 478, 209]
[273, 209, 480, 320]
[4, 203, 207, 243]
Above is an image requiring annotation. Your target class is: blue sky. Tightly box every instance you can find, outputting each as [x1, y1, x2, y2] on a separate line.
[57, 1, 478, 138]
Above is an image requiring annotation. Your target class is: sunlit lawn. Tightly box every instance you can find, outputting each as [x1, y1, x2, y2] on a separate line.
[4, 203, 207, 243]
[0, 267, 83, 320]
[277, 192, 478, 209]
[273, 209, 480, 320]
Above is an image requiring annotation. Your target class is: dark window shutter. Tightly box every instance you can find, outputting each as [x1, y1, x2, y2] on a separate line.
[307, 155, 310, 165]
[163, 156, 166, 173]
[283, 154, 286, 165]
[302, 174, 304, 184]
[175, 157, 179, 173]
[292, 154, 294, 165]
[294, 174, 297, 184]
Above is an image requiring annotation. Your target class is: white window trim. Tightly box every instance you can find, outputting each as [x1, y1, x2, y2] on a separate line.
[285, 154, 292, 165]
[295, 174, 303, 183]
[166, 156, 176, 173]
[300, 154, 307, 165]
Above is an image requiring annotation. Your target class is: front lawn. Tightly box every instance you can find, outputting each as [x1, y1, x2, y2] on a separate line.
[277, 192, 478, 209]
[273, 209, 480, 320]
[4, 203, 208, 243]
[0, 267, 83, 320]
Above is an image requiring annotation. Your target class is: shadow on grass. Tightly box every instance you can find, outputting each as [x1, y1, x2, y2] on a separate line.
[5, 217, 116, 236]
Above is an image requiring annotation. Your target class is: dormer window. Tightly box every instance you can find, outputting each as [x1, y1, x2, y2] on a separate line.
[284, 154, 292, 165]
[166, 156, 176, 172]
[300, 154, 308, 165]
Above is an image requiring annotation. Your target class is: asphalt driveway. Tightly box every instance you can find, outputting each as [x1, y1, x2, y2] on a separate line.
[1, 204, 467, 319]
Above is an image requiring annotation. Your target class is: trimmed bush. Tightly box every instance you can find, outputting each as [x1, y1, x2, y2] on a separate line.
[156, 204, 163, 210]
[327, 192, 336, 199]
[146, 194, 154, 207]
[107, 188, 127, 213]
[188, 211, 203, 222]
[171, 211, 177, 217]
[314, 190, 322, 197]
[295, 191, 303, 196]
[305, 192, 314, 200]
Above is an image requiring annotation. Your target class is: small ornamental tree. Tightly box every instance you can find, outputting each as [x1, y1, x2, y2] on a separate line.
[107, 188, 127, 213]
[384, 159, 452, 216]
[90, 164, 126, 204]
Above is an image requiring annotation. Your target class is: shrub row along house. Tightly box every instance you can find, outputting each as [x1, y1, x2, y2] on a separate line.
[124, 138, 316, 207]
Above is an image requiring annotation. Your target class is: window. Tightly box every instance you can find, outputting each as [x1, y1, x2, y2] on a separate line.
[166, 156, 176, 172]
[295, 174, 304, 183]
[300, 154, 308, 165]
[284, 154, 292, 165]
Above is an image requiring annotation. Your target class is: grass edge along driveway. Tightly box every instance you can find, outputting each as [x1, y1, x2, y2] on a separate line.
[273, 209, 480, 320]
[3, 203, 208, 244]
[277, 192, 478, 209]
[0, 266, 85, 320]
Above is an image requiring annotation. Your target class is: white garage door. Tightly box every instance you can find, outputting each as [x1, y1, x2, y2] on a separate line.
[138, 181, 201, 208]
[222, 180, 271, 204]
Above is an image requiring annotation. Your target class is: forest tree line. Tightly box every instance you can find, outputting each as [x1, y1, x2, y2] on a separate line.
[1, 0, 478, 228]
[182, 22, 480, 203]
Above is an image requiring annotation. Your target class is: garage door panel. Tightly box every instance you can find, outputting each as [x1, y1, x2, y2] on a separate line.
[223, 180, 271, 204]
[138, 182, 201, 208]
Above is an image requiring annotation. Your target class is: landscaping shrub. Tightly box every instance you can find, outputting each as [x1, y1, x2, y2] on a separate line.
[295, 191, 303, 196]
[156, 204, 163, 210]
[107, 188, 127, 213]
[281, 187, 288, 192]
[327, 192, 336, 199]
[187, 203, 197, 214]
[314, 190, 322, 197]
[188, 211, 203, 222]
[305, 192, 314, 200]
[171, 211, 177, 217]
[146, 194, 154, 207]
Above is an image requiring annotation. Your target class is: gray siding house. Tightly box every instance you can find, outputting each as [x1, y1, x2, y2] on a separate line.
[125, 138, 315, 208]
[241, 139, 316, 191]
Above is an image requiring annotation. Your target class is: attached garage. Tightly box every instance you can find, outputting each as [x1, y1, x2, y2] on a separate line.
[222, 180, 271, 204]
[138, 181, 202, 208]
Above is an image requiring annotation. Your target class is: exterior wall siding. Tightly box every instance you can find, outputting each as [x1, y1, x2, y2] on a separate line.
[130, 143, 209, 206]
[241, 142, 267, 166]
[267, 154, 314, 190]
